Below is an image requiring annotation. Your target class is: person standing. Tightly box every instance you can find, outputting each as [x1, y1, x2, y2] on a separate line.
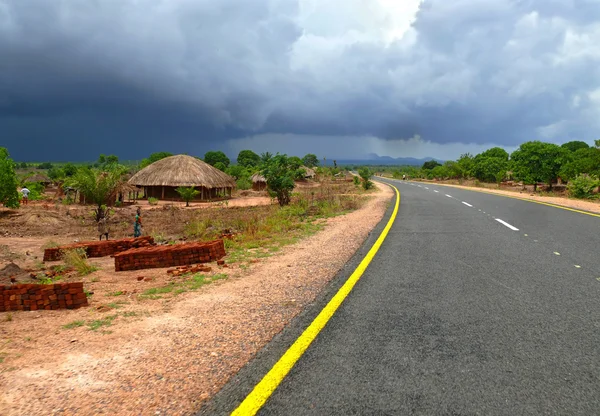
[98, 211, 110, 240]
[20, 187, 30, 205]
[133, 207, 142, 237]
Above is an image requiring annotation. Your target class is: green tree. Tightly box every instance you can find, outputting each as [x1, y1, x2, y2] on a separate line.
[456, 153, 475, 178]
[226, 165, 249, 180]
[431, 165, 449, 180]
[214, 161, 227, 171]
[47, 167, 66, 182]
[511, 141, 566, 191]
[302, 154, 319, 168]
[261, 154, 297, 206]
[260, 152, 273, 163]
[38, 162, 53, 169]
[0, 147, 20, 208]
[204, 151, 230, 168]
[443, 161, 462, 179]
[422, 160, 441, 170]
[18, 162, 28, 169]
[358, 167, 374, 190]
[65, 165, 127, 221]
[561, 141, 589, 153]
[176, 186, 200, 207]
[237, 150, 260, 168]
[62, 163, 78, 177]
[140, 152, 173, 168]
[559, 147, 600, 180]
[567, 174, 600, 199]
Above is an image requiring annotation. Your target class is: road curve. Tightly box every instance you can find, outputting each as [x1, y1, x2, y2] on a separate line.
[200, 179, 600, 415]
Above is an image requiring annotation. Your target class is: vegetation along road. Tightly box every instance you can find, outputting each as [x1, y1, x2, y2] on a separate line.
[202, 178, 600, 415]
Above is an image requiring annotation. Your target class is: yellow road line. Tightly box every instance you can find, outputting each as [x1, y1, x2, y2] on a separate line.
[392, 178, 600, 219]
[231, 185, 400, 415]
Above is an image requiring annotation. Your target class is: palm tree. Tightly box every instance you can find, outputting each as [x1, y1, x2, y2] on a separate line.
[66, 165, 127, 221]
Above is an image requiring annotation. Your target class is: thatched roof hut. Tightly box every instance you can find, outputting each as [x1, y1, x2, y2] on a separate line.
[251, 173, 267, 191]
[301, 166, 316, 179]
[128, 155, 236, 201]
[24, 173, 52, 185]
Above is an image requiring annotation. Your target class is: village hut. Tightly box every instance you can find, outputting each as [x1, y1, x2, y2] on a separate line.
[251, 173, 267, 191]
[301, 166, 316, 179]
[24, 173, 52, 186]
[128, 155, 236, 201]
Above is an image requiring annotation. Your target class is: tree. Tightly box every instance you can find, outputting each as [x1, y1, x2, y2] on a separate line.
[510, 141, 566, 191]
[18, 162, 28, 169]
[288, 156, 303, 170]
[261, 154, 297, 206]
[302, 154, 319, 168]
[62, 163, 78, 177]
[226, 165, 249, 180]
[65, 165, 127, 222]
[559, 147, 600, 180]
[422, 160, 441, 170]
[358, 167, 374, 190]
[260, 152, 273, 163]
[140, 152, 173, 168]
[176, 186, 200, 207]
[456, 153, 475, 178]
[237, 150, 260, 168]
[214, 162, 227, 171]
[38, 162, 53, 169]
[561, 141, 589, 153]
[47, 167, 65, 182]
[204, 151, 230, 168]
[0, 147, 20, 208]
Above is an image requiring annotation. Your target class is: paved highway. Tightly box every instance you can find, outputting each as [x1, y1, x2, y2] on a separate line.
[201, 179, 600, 415]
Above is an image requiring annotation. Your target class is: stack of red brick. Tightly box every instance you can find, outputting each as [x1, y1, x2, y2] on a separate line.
[43, 236, 155, 261]
[114, 240, 226, 271]
[0, 282, 88, 311]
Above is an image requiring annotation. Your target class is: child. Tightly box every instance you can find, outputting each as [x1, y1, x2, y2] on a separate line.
[133, 207, 142, 237]
[20, 187, 30, 205]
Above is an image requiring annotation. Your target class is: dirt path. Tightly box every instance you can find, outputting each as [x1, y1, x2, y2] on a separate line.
[0, 183, 393, 416]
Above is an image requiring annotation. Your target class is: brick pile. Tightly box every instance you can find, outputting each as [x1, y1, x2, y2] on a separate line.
[114, 240, 226, 272]
[43, 236, 155, 261]
[0, 282, 88, 311]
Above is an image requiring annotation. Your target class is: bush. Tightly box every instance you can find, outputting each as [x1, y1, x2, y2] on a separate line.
[148, 197, 159, 205]
[236, 177, 252, 190]
[61, 248, 97, 276]
[21, 182, 45, 201]
[567, 174, 600, 199]
[353, 176, 360, 186]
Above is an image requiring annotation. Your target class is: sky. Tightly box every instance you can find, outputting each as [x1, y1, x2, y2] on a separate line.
[1, 0, 600, 162]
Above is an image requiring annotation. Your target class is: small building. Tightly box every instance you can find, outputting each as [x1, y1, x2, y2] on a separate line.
[24, 173, 52, 187]
[251, 173, 267, 191]
[301, 166, 316, 179]
[128, 155, 236, 201]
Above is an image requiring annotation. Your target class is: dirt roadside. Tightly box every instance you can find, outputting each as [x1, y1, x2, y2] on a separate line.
[0, 182, 394, 416]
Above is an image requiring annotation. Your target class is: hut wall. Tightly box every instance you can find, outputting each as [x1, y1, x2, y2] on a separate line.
[144, 186, 232, 201]
[252, 182, 267, 191]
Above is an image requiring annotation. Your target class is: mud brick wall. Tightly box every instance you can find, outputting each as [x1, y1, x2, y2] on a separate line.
[114, 240, 226, 271]
[0, 282, 88, 312]
[43, 236, 155, 261]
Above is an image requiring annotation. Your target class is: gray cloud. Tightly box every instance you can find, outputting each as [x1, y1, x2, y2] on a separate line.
[1, 0, 600, 161]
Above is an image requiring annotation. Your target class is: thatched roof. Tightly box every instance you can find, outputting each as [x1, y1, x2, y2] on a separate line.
[301, 166, 316, 178]
[128, 155, 236, 188]
[251, 173, 266, 183]
[24, 173, 52, 183]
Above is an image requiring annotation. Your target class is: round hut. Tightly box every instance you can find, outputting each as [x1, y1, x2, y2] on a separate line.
[251, 173, 267, 191]
[128, 155, 236, 201]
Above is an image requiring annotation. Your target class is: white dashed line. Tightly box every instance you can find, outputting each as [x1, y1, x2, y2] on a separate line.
[575, 265, 581, 268]
[495, 219, 519, 231]
[461, 201, 473, 207]
[554, 252, 561, 256]
[434, 190, 439, 193]
[445, 194, 453, 198]
[424, 187, 429, 190]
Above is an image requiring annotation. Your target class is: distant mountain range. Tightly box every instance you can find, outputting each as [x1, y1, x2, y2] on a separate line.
[331, 153, 445, 166]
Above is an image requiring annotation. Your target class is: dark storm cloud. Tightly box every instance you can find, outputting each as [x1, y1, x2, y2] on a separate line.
[1, 0, 600, 160]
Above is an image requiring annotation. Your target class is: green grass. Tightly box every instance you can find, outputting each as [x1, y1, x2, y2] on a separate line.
[139, 273, 228, 300]
[107, 301, 128, 309]
[88, 315, 117, 331]
[63, 320, 85, 329]
[106, 291, 124, 297]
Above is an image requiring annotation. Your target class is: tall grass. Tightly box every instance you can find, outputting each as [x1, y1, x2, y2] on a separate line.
[61, 248, 97, 276]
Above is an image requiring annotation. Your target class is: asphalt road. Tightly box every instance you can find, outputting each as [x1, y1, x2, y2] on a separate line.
[201, 179, 600, 415]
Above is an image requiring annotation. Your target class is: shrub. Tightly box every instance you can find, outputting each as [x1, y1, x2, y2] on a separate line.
[148, 197, 159, 205]
[61, 248, 97, 276]
[353, 176, 360, 186]
[236, 177, 252, 190]
[176, 186, 200, 207]
[567, 174, 600, 199]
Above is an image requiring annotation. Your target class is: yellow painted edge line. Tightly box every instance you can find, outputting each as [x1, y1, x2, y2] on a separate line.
[231, 185, 400, 415]
[394, 178, 600, 219]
